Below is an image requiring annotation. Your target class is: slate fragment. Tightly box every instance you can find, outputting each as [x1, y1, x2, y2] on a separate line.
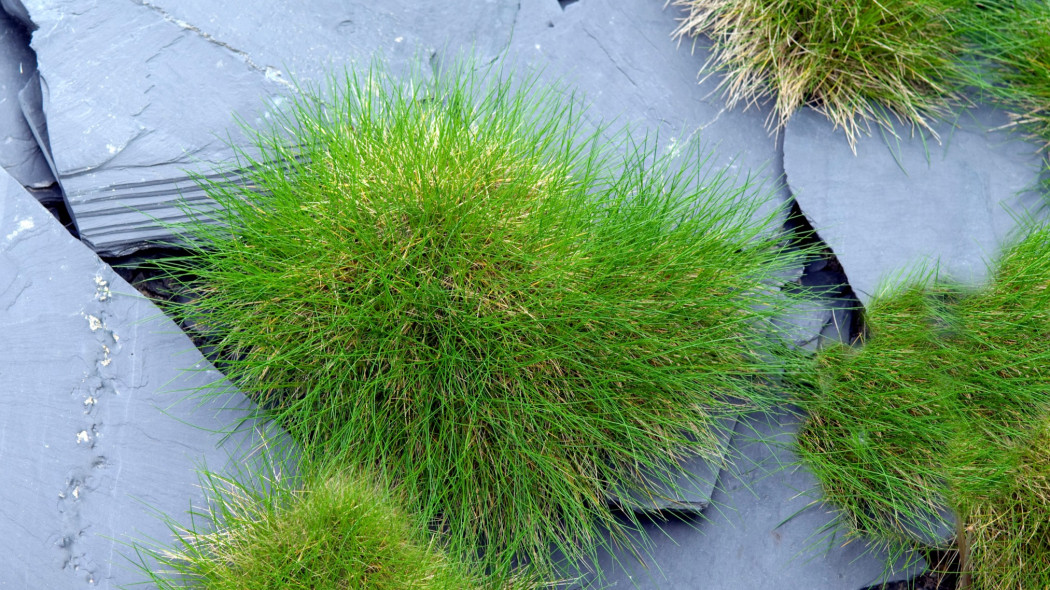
[17, 0, 520, 256]
[560, 412, 927, 589]
[0, 8, 54, 189]
[0, 168, 294, 589]
[785, 105, 1046, 307]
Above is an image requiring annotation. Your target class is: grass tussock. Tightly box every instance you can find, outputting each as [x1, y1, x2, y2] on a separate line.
[963, 417, 1050, 589]
[670, 0, 974, 147]
[130, 464, 485, 590]
[149, 61, 807, 580]
[792, 222, 1050, 577]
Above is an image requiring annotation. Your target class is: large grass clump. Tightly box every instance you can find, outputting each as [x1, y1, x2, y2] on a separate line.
[792, 221, 1050, 582]
[130, 463, 483, 590]
[670, 0, 976, 147]
[150, 62, 806, 580]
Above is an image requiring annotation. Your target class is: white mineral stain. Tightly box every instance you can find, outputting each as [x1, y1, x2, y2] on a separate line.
[5, 218, 34, 240]
[87, 315, 103, 331]
[72, 486, 80, 499]
[94, 275, 111, 301]
[76, 430, 90, 444]
[84, 397, 97, 406]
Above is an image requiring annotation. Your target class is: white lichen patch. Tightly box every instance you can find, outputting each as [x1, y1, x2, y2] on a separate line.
[94, 275, 111, 301]
[86, 315, 103, 331]
[5, 217, 34, 240]
[76, 430, 90, 444]
[84, 396, 97, 407]
[72, 486, 80, 499]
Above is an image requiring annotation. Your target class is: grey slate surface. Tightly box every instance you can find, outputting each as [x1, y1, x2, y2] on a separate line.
[559, 411, 925, 589]
[17, 0, 518, 256]
[785, 105, 1047, 307]
[0, 7, 53, 190]
[0, 168, 292, 589]
[507, 0, 790, 222]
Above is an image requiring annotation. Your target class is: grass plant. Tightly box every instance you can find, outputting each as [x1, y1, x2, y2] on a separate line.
[148, 61, 807, 582]
[670, 0, 976, 148]
[961, 416, 1050, 589]
[965, 0, 1050, 152]
[129, 460, 485, 590]
[792, 221, 1050, 582]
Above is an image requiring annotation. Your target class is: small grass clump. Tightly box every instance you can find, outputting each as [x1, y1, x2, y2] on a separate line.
[131, 463, 482, 590]
[965, 0, 1050, 182]
[792, 222, 1050, 581]
[150, 62, 806, 580]
[670, 0, 976, 147]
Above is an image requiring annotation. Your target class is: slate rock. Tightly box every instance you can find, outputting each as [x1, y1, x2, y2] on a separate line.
[0, 167, 294, 589]
[0, 7, 53, 189]
[18, 0, 520, 256]
[560, 411, 927, 589]
[785, 105, 1047, 307]
[508, 0, 791, 226]
[18, 71, 58, 183]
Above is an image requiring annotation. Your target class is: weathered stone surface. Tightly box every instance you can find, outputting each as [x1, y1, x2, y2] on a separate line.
[508, 0, 790, 221]
[561, 411, 927, 589]
[19, 0, 519, 256]
[0, 7, 53, 189]
[0, 168, 292, 588]
[785, 105, 1046, 307]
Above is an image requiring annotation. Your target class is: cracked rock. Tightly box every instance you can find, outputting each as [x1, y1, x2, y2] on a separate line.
[0, 7, 53, 190]
[18, 0, 520, 256]
[0, 167, 294, 589]
[785, 105, 1046, 307]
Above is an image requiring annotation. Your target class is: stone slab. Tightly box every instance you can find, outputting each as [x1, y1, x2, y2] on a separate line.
[17, 0, 519, 256]
[0, 168, 293, 589]
[559, 411, 927, 589]
[785, 105, 1047, 307]
[0, 7, 53, 189]
[508, 0, 791, 219]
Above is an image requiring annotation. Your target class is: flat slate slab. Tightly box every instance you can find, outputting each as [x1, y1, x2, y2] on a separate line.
[785, 105, 1047, 306]
[560, 411, 926, 589]
[0, 7, 53, 190]
[508, 0, 790, 219]
[0, 168, 292, 589]
[14, 0, 518, 256]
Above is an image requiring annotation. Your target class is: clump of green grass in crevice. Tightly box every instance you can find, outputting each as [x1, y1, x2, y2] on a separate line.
[149, 61, 808, 581]
[792, 222, 1050, 575]
[129, 462, 489, 590]
[670, 0, 977, 148]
